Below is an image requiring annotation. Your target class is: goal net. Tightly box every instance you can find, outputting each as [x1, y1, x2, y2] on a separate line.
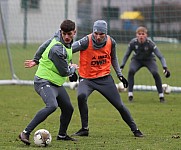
[0, 0, 181, 92]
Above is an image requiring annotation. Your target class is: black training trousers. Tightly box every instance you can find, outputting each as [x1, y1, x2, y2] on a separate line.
[25, 76, 74, 136]
[77, 75, 138, 131]
[128, 59, 163, 93]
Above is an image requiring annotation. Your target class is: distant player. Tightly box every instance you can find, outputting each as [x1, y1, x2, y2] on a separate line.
[120, 26, 170, 103]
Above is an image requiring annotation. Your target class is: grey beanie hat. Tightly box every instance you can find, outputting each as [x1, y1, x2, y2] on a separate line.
[93, 20, 107, 34]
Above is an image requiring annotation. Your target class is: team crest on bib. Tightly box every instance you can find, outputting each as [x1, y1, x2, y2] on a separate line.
[135, 45, 138, 49]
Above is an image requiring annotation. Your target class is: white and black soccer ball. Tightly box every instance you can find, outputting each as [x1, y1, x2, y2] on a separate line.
[116, 82, 126, 92]
[162, 84, 171, 94]
[69, 81, 79, 90]
[34, 129, 52, 147]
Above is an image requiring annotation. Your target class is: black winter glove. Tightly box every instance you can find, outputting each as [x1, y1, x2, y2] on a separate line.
[120, 65, 124, 70]
[119, 76, 128, 88]
[69, 72, 78, 82]
[163, 67, 170, 78]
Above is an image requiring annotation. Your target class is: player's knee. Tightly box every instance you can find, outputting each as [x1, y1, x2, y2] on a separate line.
[128, 69, 136, 75]
[152, 71, 160, 78]
[116, 103, 125, 110]
[77, 93, 87, 107]
[64, 105, 74, 116]
[48, 103, 58, 112]
[78, 93, 87, 101]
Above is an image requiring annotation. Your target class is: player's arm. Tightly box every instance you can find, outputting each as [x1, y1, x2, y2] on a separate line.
[49, 44, 77, 77]
[72, 36, 89, 53]
[24, 39, 52, 68]
[120, 43, 132, 69]
[153, 46, 167, 68]
[33, 39, 52, 64]
[111, 38, 122, 77]
[154, 46, 170, 78]
[111, 38, 128, 88]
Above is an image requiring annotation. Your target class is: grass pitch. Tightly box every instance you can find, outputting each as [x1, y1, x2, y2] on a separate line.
[0, 85, 181, 150]
[0, 42, 181, 149]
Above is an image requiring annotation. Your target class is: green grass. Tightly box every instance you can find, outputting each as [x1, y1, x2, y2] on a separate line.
[0, 85, 181, 150]
[0, 43, 181, 149]
[0, 43, 181, 86]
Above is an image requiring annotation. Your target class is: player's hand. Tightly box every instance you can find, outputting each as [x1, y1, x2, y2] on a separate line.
[120, 65, 124, 71]
[69, 72, 78, 82]
[163, 67, 170, 78]
[70, 63, 79, 69]
[119, 76, 128, 88]
[24, 60, 37, 68]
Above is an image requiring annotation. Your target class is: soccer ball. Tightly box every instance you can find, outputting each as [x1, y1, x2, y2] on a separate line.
[162, 84, 171, 94]
[116, 82, 126, 92]
[34, 129, 52, 147]
[69, 81, 78, 90]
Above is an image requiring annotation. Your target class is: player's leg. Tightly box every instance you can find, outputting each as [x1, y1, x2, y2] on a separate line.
[128, 59, 142, 101]
[26, 83, 58, 132]
[19, 80, 58, 145]
[72, 78, 93, 136]
[56, 86, 76, 141]
[145, 60, 164, 102]
[96, 75, 143, 137]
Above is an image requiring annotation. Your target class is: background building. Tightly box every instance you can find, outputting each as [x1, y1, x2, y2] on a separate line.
[0, 0, 181, 43]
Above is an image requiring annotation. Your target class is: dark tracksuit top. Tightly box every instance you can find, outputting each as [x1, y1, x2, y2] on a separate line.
[72, 34, 139, 132]
[120, 38, 168, 93]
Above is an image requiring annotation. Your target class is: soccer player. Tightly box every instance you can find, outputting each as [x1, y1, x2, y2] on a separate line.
[19, 20, 78, 145]
[71, 20, 143, 137]
[120, 26, 170, 103]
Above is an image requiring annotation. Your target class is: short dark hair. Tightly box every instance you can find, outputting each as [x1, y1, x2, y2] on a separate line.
[60, 20, 75, 32]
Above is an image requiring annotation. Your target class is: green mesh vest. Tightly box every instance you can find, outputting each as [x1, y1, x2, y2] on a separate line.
[35, 38, 72, 86]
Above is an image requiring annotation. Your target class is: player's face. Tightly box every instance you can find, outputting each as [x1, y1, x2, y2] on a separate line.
[61, 30, 76, 44]
[93, 32, 106, 43]
[136, 31, 147, 43]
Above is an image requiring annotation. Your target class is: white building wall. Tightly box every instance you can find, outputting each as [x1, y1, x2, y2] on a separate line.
[1, 0, 77, 43]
